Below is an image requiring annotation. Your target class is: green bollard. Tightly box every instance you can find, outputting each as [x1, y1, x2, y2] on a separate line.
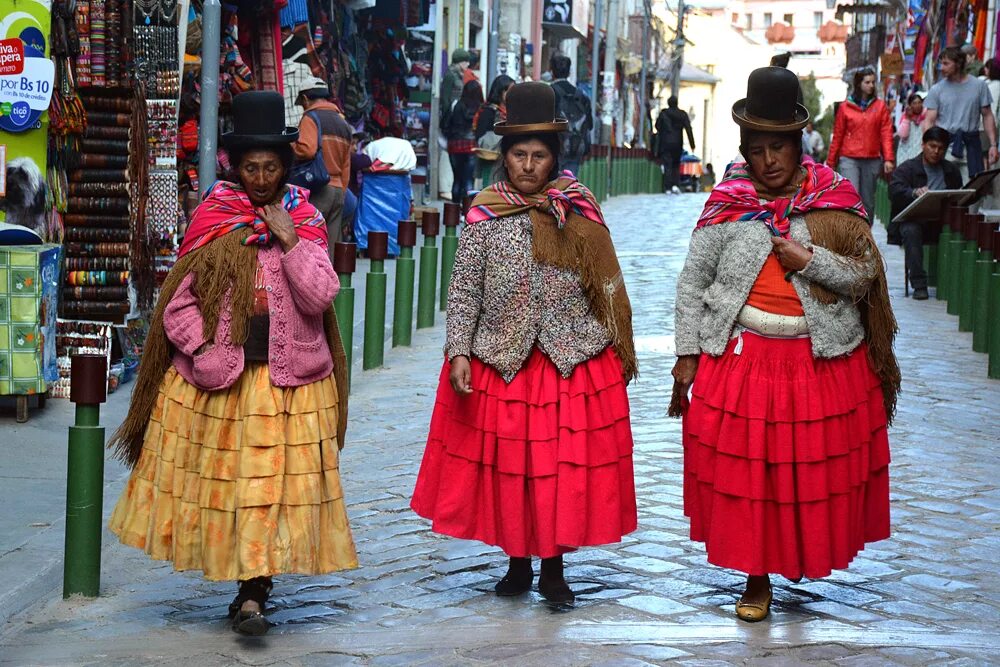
[440, 202, 461, 311]
[923, 245, 938, 288]
[333, 243, 356, 385]
[973, 257, 995, 353]
[946, 236, 966, 316]
[937, 226, 952, 300]
[393, 220, 417, 347]
[64, 354, 108, 599]
[363, 232, 388, 370]
[958, 244, 978, 331]
[989, 271, 1000, 379]
[417, 210, 440, 329]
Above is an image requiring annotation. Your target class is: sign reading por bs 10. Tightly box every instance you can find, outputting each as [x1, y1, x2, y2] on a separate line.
[0, 30, 53, 133]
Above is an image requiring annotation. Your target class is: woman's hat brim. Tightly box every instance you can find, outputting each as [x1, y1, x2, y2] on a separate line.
[222, 128, 300, 148]
[731, 99, 809, 132]
[474, 147, 501, 160]
[494, 119, 569, 135]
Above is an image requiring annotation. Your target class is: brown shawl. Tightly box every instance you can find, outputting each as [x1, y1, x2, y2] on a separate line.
[108, 229, 350, 468]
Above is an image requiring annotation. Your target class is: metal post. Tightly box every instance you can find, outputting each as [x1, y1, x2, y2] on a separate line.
[63, 354, 107, 599]
[440, 202, 461, 310]
[947, 235, 966, 316]
[363, 232, 389, 370]
[393, 220, 417, 347]
[601, 0, 620, 145]
[590, 0, 603, 147]
[198, 0, 222, 196]
[959, 243, 978, 331]
[638, 0, 651, 149]
[671, 0, 686, 100]
[418, 210, 440, 329]
[486, 0, 501, 89]
[333, 243, 357, 385]
[973, 257, 995, 353]
[989, 270, 1000, 379]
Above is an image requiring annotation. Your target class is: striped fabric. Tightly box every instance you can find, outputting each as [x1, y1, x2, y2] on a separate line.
[178, 181, 327, 258]
[466, 172, 605, 229]
[696, 160, 867, 238]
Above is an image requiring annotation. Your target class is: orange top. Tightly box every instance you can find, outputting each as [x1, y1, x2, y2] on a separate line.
[745, 254, 805, 316]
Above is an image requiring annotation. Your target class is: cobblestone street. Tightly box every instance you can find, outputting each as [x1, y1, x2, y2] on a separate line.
[2, 193, 999, 666]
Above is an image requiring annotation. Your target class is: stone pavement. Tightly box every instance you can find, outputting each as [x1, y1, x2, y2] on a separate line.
[2, 193, 1000, 666]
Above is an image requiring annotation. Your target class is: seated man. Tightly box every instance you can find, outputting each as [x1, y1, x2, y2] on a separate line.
[888, 127, 962, 300]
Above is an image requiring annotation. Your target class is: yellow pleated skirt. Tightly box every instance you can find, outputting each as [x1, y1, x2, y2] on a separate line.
[109, 363, 358, 581]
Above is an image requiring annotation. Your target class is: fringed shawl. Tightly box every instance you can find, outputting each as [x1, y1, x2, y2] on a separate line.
[467, 175, 637, 382]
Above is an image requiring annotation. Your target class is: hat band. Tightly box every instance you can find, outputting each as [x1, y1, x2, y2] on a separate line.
[742, 110, 801, 127]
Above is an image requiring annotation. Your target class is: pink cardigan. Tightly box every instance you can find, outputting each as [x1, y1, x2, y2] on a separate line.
[163, 240, 340, 391]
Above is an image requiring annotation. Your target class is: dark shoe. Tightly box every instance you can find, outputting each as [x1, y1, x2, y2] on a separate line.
[495, 557, 533, 596]
[913, 288, 929, 300]
[233, 609, 270, 635]
[228, 576, 272, 619]
[538, 555, 575, 605]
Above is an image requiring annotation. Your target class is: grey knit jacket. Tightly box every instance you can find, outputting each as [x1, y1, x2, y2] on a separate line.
[675, 215, 878, 358]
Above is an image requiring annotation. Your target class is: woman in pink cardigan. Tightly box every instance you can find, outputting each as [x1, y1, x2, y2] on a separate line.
[108, 92, 355, 636]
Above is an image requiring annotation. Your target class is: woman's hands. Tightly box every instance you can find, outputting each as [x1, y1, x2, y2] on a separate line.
[449, 355, 473, 395]
[261, 204, 299, 252]
[770, 237, 813, 272]
[668, 355, 699, 417]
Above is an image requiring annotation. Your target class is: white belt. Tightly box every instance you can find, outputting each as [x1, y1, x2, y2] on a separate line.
[735, 304, 809, 337]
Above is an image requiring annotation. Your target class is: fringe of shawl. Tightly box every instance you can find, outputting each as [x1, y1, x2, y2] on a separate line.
[108, 230, 350, 467]
[529, 209, 638, 383]
[804, 209, 901, 423]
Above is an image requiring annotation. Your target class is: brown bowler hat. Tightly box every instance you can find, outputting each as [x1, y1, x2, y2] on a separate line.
[494, 82, 569, 135]
[732, 67, 809, 132]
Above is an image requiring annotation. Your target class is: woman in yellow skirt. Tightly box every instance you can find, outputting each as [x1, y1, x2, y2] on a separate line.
[109, 91, 356, 635]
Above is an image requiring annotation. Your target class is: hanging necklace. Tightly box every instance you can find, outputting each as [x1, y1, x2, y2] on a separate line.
[134, 0, 157, 25]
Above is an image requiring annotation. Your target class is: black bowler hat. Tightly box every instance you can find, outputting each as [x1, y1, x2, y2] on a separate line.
[732, 67, 809, 132]
[222, 91, 298, 148]
[494, 82, 568, 135]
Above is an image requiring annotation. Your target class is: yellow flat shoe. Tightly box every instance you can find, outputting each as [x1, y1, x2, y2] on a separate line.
[735, 586, 772, 622]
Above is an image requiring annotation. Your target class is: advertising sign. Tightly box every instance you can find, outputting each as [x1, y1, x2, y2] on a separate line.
[0, 0, 53, 134]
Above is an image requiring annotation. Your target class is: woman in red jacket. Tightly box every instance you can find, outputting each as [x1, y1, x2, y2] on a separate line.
[826, 68, 895, 221]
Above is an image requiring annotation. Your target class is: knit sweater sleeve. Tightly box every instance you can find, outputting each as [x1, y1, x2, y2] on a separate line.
[799, 243, 878, 297]
[674, 224, 725, 356]
[280, 240, 340, 316]
[163, 272, 209, 355]
[444, 221, 487, 360]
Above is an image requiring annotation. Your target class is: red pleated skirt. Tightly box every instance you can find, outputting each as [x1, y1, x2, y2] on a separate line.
[411, 346, 637, 558]
[683, 331, 891, 580]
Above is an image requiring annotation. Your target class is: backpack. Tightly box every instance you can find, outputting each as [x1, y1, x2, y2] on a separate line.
[554, 84, 590, 161]
[288, 112, 330, 190]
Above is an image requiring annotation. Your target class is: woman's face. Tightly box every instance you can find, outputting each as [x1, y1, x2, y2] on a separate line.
[908, 97, 924, 116]
[745, 132, 800, 191]
[238, 149, 286, 206]
[861, 75, 876, 98]
[504, 138, 556, 194]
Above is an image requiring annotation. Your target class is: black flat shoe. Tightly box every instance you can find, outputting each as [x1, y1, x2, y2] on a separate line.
[538, 576, 575, 605]
[495, 571, 533, 596]
[233, 609, 270, 635]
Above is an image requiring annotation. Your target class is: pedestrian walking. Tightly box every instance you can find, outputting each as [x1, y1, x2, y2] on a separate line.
[107, 91, 356, 636]
[444, 80, 483, 203]
[671, 67, 900, 623]
[474, 74, 515, 186]
[411, 82, 638, 605]
[888, 127, 962, 300]
[292, 76, 354, 245]
[896, 92, 927, 165]
[654, 96, 696, 193]
[549, 53, 593, 177]
[826, 67, 895, 219]
[922, 46, 999, 178]
[801, 121, 824, 161]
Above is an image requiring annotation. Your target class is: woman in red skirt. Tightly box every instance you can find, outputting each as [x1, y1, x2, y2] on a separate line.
[670, 67, 900, 622]
[411, 82, 638, 605]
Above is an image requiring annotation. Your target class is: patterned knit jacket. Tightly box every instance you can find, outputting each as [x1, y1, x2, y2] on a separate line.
[445, 212, 612, 381]
[675, 214, 877, 358]
[163, 240, 340, 390]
